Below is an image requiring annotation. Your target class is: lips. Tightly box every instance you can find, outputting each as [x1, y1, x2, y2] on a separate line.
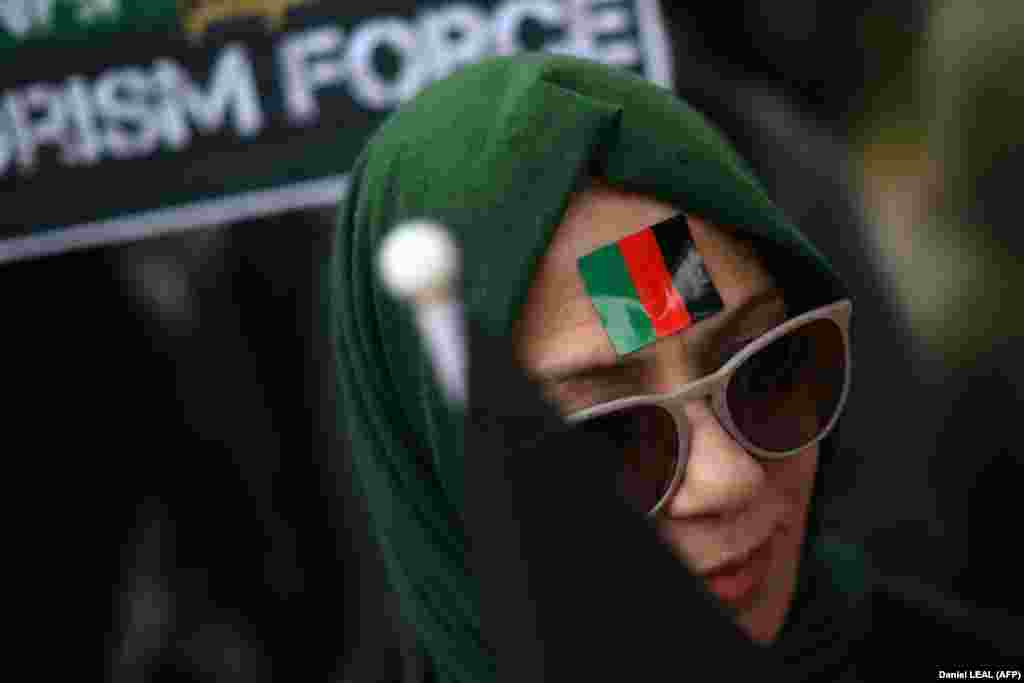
[701, 534, 775, 605]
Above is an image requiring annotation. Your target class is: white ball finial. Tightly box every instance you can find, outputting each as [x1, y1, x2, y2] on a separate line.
[377, 219, 466, 404]
[377, 219, 459, 300]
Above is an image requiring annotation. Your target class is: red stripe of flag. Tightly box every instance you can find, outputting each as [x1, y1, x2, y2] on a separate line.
[618, 227, 692, 337]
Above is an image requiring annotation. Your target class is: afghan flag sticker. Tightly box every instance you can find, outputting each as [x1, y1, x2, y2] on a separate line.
[578, 214, 725, 356]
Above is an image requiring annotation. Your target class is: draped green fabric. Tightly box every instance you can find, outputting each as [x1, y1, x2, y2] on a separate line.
[327, 54, 854, 682]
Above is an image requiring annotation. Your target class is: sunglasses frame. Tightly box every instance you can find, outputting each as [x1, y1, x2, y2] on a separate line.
[567, 299, 853, 516]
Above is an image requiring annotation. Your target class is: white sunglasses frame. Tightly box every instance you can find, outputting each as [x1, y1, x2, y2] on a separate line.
[566, 299, 852, 516]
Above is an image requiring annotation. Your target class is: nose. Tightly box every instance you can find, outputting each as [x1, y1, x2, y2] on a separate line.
[660, 399, 765, 519]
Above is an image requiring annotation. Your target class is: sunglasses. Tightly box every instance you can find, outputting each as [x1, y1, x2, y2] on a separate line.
[567, 299, 852, 516]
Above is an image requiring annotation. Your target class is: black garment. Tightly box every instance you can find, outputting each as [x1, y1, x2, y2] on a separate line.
[463, 324, 781, 681]
[918, 326, 1024, 616]
[454, 324, 1022, 682]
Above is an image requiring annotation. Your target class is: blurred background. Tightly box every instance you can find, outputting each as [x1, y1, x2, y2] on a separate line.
[2, 1, 1019, 679]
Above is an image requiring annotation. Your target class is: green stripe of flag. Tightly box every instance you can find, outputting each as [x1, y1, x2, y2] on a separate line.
[578, 243, 657, 355]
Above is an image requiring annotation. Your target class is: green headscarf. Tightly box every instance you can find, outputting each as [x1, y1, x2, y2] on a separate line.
[328, 54, 856, 682]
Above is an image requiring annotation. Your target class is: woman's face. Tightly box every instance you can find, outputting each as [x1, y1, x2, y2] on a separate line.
[515, 181, 819, 644]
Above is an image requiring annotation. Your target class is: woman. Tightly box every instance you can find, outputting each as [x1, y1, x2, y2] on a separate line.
[514, 176, 846, 645]
[328, 53, 1007, 682]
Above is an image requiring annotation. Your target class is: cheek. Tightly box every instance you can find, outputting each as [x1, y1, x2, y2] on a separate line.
[748, 447, 819, 638]
[760, 447, 819, 611]
[763, 446, 819, 528]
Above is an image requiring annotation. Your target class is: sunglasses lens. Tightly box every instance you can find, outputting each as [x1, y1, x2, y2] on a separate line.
[576, 404, 679, 513]
[726, 318, 847, 452]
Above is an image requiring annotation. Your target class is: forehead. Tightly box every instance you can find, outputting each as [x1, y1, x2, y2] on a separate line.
[515, 181, 778, 371]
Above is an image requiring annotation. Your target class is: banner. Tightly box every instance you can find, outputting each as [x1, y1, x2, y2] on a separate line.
[0, 0, 673, 263]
